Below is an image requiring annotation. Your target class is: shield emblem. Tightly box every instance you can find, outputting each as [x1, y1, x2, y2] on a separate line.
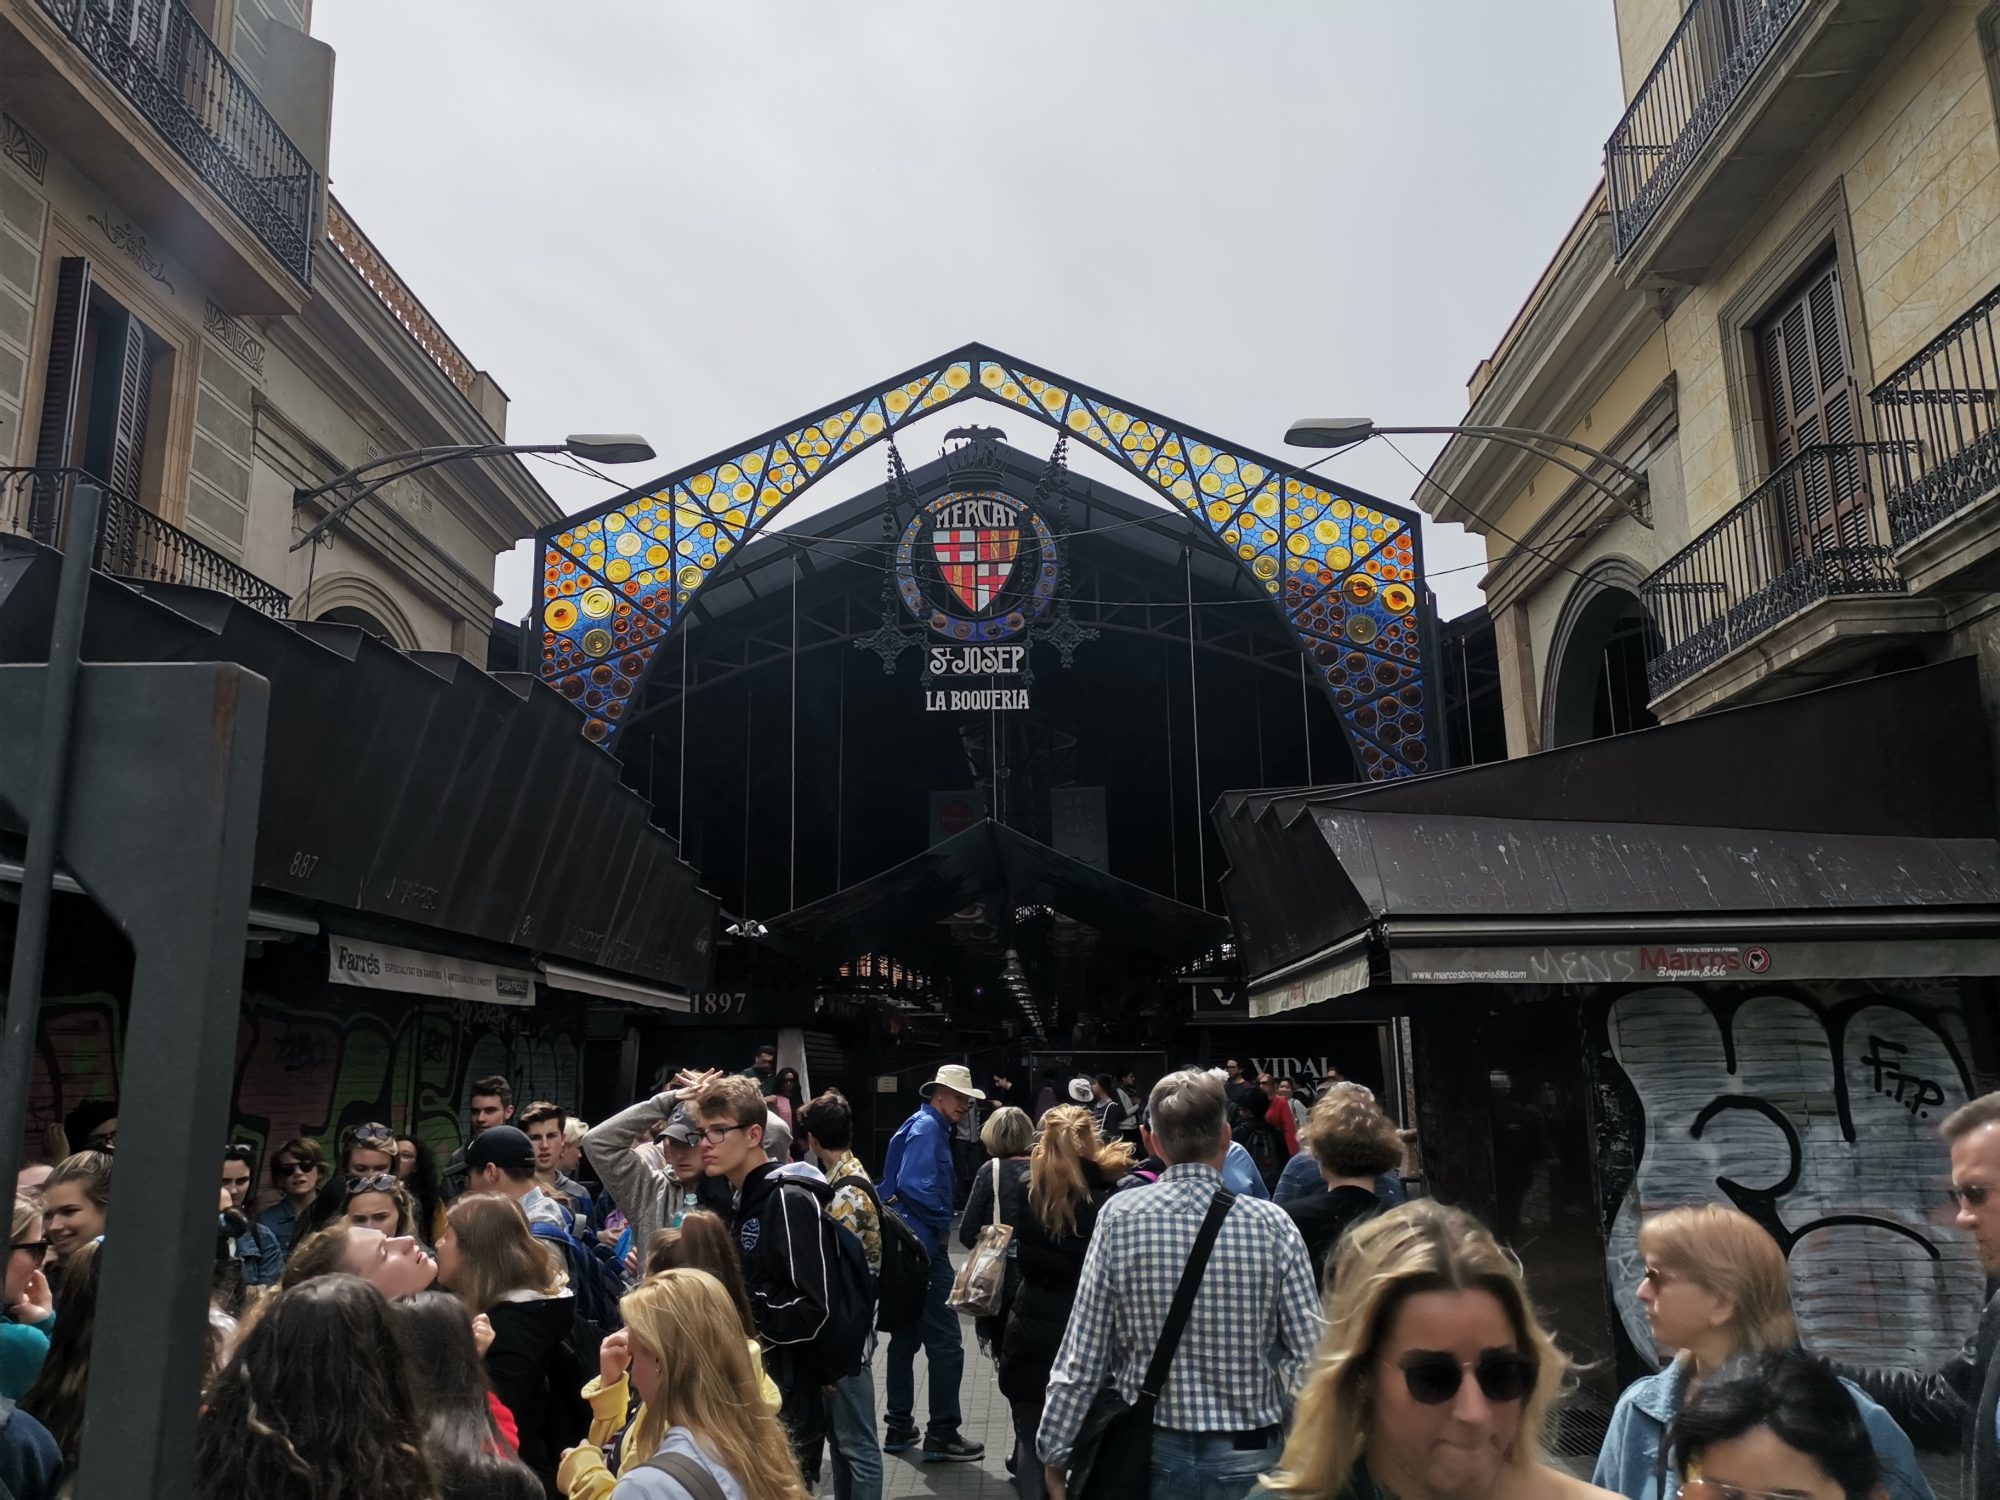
[931, 526, 1020, 614]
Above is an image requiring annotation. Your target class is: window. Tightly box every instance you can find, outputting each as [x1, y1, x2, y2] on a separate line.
[34, 256, 167, 504]
[1753, 254, 1869, 556]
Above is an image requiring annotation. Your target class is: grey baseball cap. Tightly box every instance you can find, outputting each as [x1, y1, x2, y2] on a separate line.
[661, 1103, 702, 1146]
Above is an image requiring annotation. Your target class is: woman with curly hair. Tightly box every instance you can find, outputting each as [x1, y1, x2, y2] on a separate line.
[1261, 1199, 1600, 1500]
[194, 1274, 438, 1500]
[996, 1103, 1135, 1499]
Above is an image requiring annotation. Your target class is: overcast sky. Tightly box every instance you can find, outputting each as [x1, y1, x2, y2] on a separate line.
[311, 2, 1625, 625]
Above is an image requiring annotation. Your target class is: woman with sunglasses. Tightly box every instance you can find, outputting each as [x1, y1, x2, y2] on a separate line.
[1665, 1349, 1888, 1500]
[1593, 1206, 1928, 1500]
[257, 1136, 326, 1257]
[1, 1196, 53, 1399]
[298, 1122, 401, 1242]
[1262, 1199, 1594, 1500]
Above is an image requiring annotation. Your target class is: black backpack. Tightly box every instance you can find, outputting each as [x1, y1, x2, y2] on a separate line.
[774, 1181, 875, 1383]
[842, 1175, 932, 1334]
[1238, 1118, 1287, 1189]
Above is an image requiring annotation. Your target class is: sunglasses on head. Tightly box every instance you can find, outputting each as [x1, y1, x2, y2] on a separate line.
[222, 1144, 254, 1163]
[344, 1174, 398, 1195]
[1392, 1349, 1537, 1405]
[346, 1123, 395, 1148]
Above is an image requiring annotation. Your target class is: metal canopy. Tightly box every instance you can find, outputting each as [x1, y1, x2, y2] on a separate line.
[763, 817, 1229, 961]
[0, 537, 718, 987]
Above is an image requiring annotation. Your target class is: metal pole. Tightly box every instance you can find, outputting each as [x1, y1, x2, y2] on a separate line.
[0, 481, 99, 1191]
[790, 554, 798, 911]
[676, 621, 689, 845]
[1184, 547, 1207, 910]
[1299, 654, 1315, 785]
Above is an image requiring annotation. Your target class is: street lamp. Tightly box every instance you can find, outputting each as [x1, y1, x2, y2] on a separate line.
[1285, 418, 1651, 528]
[290, 433, 657, 552]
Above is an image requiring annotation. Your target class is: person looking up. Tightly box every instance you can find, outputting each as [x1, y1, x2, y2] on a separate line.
[397, 1132, 443, 1241]
[193, 1274, 439, 1500]
[443, 1075, 516, 1205]
[1260, 1199, 1600, 1500]
[1595, 1205, 1928, 1500]
[584, 1069, 726, 1266]
[40, 1153, 109, 1277]
[999, 1104, 1135, 1500]
[878, 1062, 985, 1463]
[570, 1268, 809, 1500]
[1282, 1092, 1403, 1285]
[18, 1238, 99, 1484]
[520, 1101, 592, 1225]
[1665, 1349, 1888, 1500]
[59, 1102, 115, 1158]
[1038, 1069, 1320, 1499]
[795, 1090, 885, 1500]
[438, 1192, 581, 1496]
[2, 1196, 53, 1399]
[219, 1144, 283, 1293]
[258, 1136, 326, 1256]
[282, 1216, 440, 1298]
[397, 1289, 540, 1500]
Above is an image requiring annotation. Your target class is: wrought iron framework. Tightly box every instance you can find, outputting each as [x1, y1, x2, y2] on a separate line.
[537, 344, 1433, 780]
[1605, 0, 1810, 259]
[1639, 442, 1907, 696]
[2, 467, 292, 618]
[1874, 279, 2000, 546]
[34, 0, 318, 284]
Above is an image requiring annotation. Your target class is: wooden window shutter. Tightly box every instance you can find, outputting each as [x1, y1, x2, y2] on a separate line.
[102, 311, 153, 500]
[33, 257, 92, 471]
[1755, 256, 1865, 558]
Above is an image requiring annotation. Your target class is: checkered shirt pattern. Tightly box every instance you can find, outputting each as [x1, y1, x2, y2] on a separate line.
[1037, 1162, 1324, 1467]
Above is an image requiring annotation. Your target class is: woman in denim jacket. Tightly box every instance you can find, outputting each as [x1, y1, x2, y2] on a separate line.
[1593, 1204, 1932, 1500]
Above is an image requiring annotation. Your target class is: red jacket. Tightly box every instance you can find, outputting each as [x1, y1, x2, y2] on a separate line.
[1266, 1096, 1300, 1156]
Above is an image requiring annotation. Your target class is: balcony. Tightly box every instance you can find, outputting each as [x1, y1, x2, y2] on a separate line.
[1, 467, 291, 618]
[1873, 282, 2000, 591]
[1606, 0, 1924, 286]
[1640, 443, 1932, 705]
[0, 0, 320, 310]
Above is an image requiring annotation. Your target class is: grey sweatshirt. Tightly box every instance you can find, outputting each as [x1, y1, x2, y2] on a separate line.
[581, 1092, 691, 1264]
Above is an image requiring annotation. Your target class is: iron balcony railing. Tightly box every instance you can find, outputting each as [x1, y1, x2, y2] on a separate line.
[33, 0, 317, 284]
[1640, 442, 1909, 697]
[1873, 280, 2000, 546]
[1605, 0, 1810, 260]
[1, 467, 291, 618]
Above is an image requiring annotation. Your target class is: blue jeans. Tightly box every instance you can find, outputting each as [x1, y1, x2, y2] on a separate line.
[884, 1248, 962, 1440]
[1149, 1428, 1283, 1500]
[825, 1365, 882, 1500]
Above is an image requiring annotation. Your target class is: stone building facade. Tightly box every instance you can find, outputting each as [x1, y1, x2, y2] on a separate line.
[0, 0, 555, 656]
[1429, 0, 2000, 765]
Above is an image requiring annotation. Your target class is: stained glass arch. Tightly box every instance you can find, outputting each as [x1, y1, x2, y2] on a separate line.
[535, 343, 1434, 780]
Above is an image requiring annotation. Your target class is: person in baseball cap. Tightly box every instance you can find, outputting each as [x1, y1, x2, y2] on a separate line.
[462, 1125, 566, 1228]
[879, 1062, 987, 1462]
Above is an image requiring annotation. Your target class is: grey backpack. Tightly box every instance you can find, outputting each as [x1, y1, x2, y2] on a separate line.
[639, 1449, 729, 1500]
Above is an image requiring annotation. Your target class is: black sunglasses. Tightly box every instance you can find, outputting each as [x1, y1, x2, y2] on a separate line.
[344, 1174, 399, 1195]
[10, 1241, 49, 1262]
[274, 1159, 317, 1178]
[1393, 1349, 1537, 1406]
[1950, 1183, 1991, 1207]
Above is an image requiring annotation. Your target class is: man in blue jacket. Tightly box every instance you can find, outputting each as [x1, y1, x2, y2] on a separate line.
[878, 1062, 985, 1464]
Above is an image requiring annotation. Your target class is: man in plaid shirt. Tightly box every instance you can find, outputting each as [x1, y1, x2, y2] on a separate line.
[1037, 1068, 1323, 1499]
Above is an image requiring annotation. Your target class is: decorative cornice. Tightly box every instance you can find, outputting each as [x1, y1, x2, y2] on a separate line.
[1, 113, 46, 184]
[203, 301, 265, 375]
[324, 196, 476, 396]
[87, 213, 176, 294]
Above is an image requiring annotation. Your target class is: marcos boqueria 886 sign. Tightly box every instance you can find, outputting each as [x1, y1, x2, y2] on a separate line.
[897, 487, 1059, 711]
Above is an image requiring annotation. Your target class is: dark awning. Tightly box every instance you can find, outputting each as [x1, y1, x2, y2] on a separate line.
[764, 817, 1229, 961]
[1215, 662, 2000, 1016]
[0, 539, 718, 988]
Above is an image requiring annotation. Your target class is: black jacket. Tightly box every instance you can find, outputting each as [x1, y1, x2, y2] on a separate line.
[997, 1161, 1117, 1407]
[961, 1156, 1032, 1348]
[1843, 1289, 2000, 1498]
[1282, 1184, 1382, 1286]
[483, 1292, 582, 1498]
[730, 1163, 833, 1389]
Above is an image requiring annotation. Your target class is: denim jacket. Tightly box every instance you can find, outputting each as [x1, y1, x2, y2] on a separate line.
[1593, 1360, 1934, 1500]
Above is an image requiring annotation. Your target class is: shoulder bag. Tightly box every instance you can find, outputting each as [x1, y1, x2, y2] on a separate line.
[947, 1156, 1013, 1317]
[639, 1449, 729, 1500]
[1065, 1187, 1235, 1500]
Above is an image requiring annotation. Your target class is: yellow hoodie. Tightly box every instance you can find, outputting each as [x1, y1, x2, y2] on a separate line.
[555, 1340, 781, 1500]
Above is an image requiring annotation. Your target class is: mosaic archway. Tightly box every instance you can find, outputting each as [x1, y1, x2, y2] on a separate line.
[535, 343, 1434, 779]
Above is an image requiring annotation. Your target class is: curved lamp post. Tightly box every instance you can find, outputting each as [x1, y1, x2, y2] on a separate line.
[1285, 418, 1652, 529]
[290, 433, 657, 552]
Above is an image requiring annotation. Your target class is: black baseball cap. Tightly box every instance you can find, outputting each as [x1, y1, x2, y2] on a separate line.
[465, 1124, 535, 1175]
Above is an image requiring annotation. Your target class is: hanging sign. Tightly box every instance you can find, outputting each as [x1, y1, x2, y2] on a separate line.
[327, 934, 536, 1006]
[898, 485, 1059, 713]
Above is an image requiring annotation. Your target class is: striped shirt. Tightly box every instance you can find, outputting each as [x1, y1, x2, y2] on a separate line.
[1036, 1162, 1324, 1467]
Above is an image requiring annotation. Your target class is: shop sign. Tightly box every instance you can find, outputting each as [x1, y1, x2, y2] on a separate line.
[327, 934, 535, 1006]
[1391, 937, 2000, 985]
[688, 991, 748, 1016]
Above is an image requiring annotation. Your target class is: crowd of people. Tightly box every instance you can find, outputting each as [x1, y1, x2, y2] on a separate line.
[2, 1056, 1998, 1500]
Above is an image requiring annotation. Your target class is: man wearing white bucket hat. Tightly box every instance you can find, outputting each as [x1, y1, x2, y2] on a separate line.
[878, 1062, 986, 1464]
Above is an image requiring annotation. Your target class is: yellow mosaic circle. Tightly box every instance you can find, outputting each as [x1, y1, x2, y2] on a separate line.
[1347, 614, 1378, 645]
[580, 588, 615, 619]
[1383, 583, 1416, 615]
[1315, 520, 1341, 546]
[544, 599, 577, 631]
[946, 365, 971, 389]
[1328, 546, 1353, 571]
[1253, 555, 1279, 581]
[616, 531, 642, 556]
[1344, 574, 1378, 606]
[1253, 493, 1278, 519]
[582, 628, 613, 658]
[606, 559, 631, 583]
[1287, 533, 1311, 556]
[605, 512, 626, 531]
[678, 566, 703, 589]
[646, 543, 669, 566]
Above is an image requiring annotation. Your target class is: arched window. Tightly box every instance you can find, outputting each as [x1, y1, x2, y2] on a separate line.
[1544, 566, 1659, 748]
[317, 605, 398, 642]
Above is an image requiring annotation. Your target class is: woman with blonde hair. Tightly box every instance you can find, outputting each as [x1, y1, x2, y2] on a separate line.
[997, 1103, 1135, 1499]
[1262, 1198, 1596, 1500]
[960, 1103, 1033, 1367]
[568, 1267, 808, 1500]
[1593, 1204, 1928, 1500]
[438, 1192, 581, 1497]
